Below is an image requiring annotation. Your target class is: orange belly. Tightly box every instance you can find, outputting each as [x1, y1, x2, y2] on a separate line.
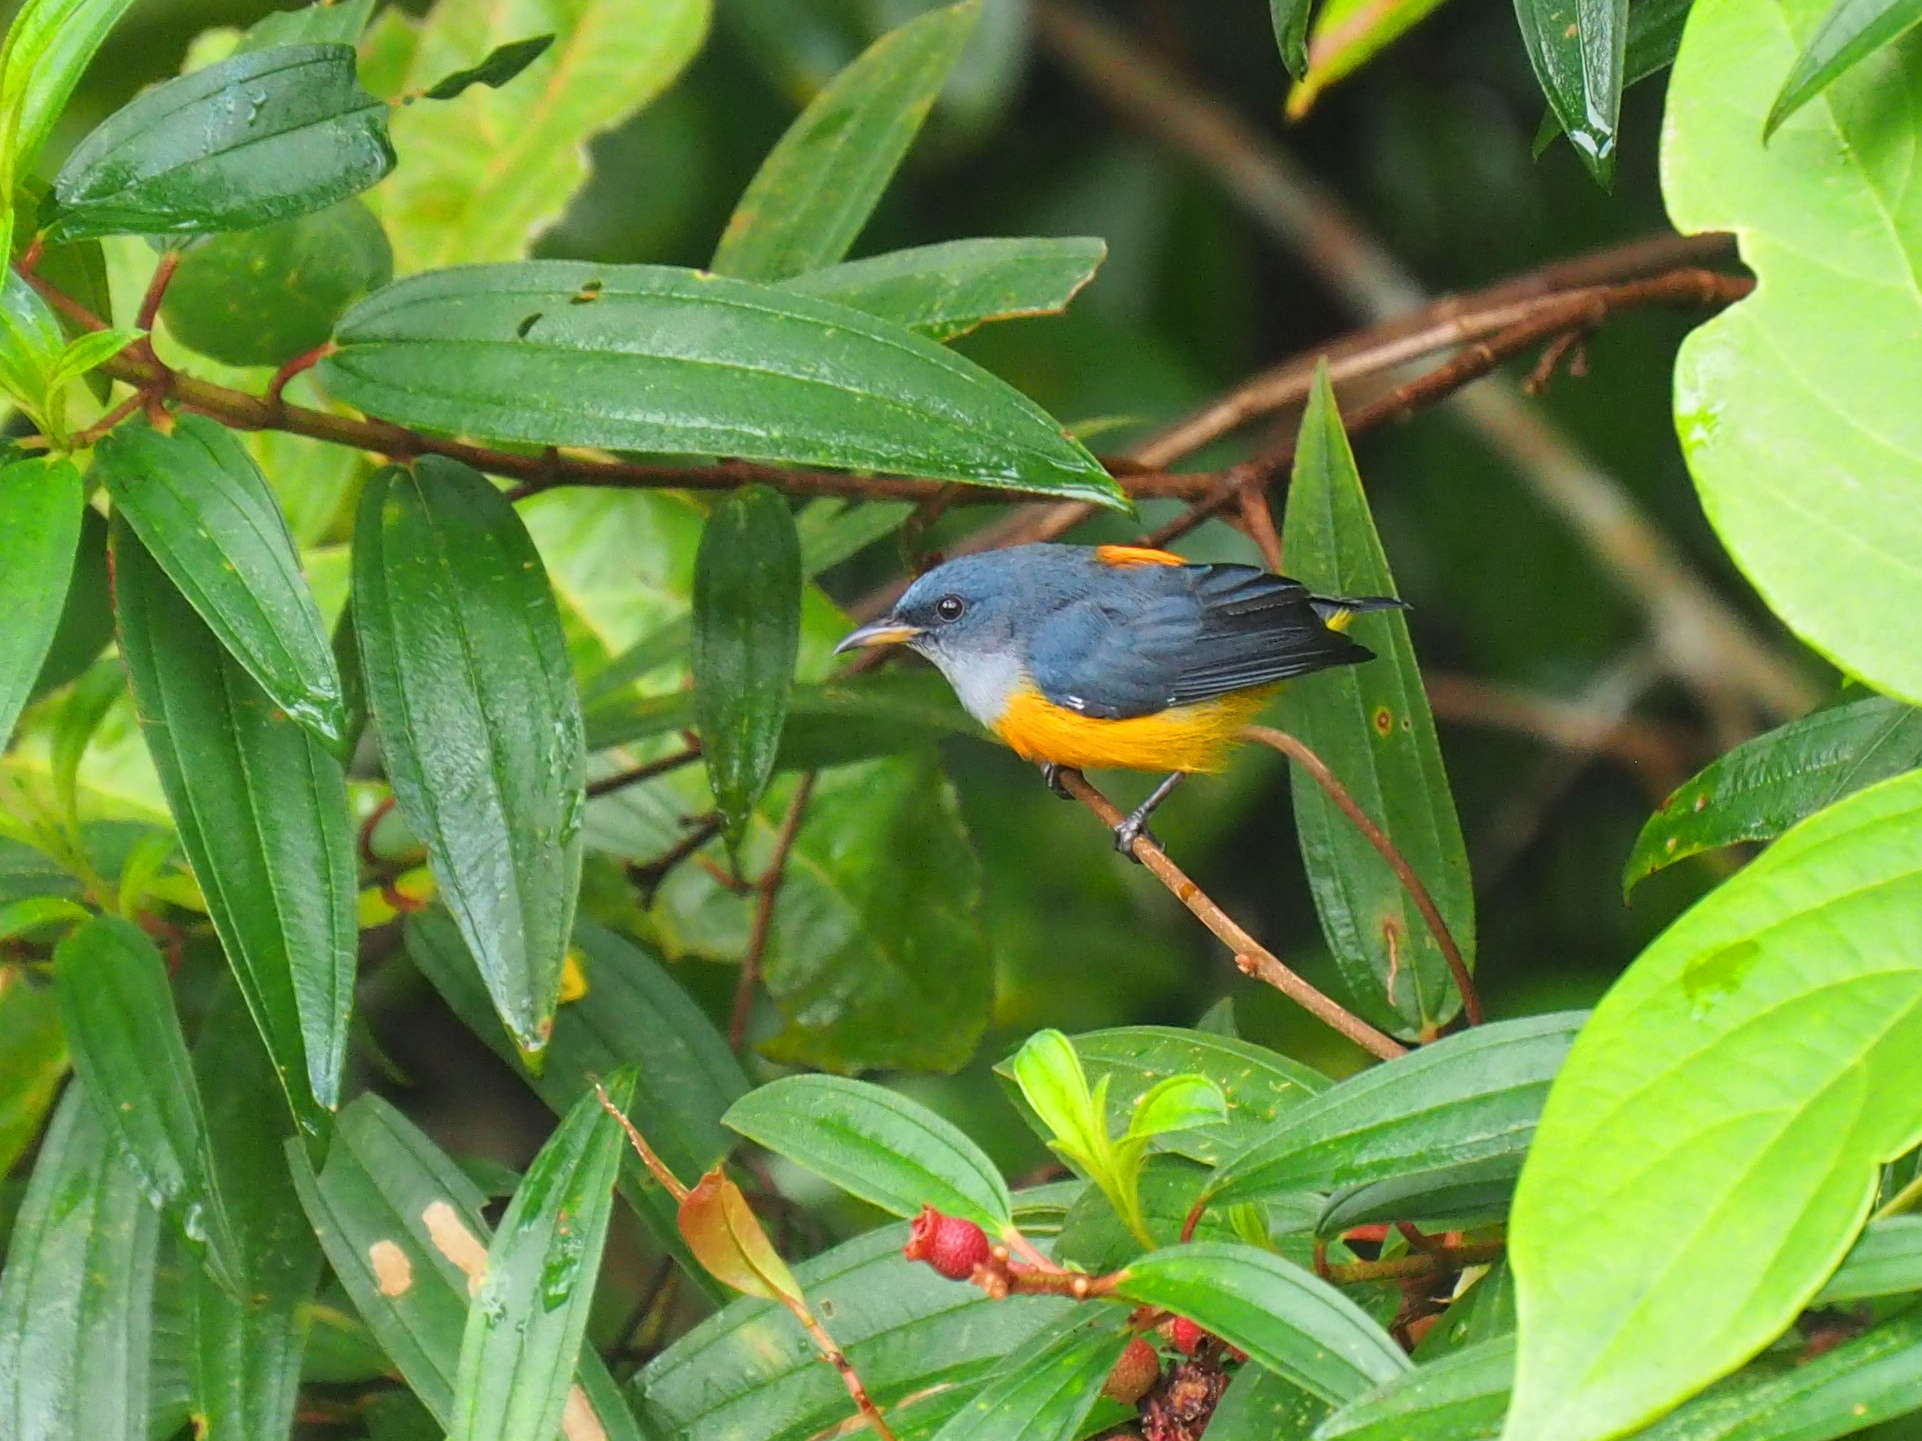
[991, 683, 1279, 773]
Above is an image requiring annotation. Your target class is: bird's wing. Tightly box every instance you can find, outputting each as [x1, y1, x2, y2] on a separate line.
[1028, 565, 1377, 719]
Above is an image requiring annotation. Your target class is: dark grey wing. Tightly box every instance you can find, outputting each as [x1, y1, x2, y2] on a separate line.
[1165, 565, 1376, 704]
[1027, 594, 1192, 720]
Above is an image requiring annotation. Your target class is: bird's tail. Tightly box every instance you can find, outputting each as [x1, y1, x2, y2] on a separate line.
[1310, 593, 1408, 630]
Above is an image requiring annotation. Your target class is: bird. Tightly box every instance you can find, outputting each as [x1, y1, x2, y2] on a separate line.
[833, 542, 1405, 851]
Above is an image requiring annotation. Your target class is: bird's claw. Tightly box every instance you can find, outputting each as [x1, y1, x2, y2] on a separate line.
[1112, 815, 1155, 859]
[1041, 763, 1075, 800]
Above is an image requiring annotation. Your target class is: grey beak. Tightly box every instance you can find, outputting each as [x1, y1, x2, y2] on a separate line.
[832, 618, 924, 655]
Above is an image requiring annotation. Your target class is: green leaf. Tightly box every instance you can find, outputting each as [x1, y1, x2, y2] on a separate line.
[1278, 364, 1474, 1038]
[322, 263, 1123, 506]
[1514, 0, 1629, 186]
[781, 237, 1107, 342]
[1009, 1028, 1110, 1178]
[1816, 1215, 1922, 1303]
[1318, 1154, 1522, 1236]
[693, 486, 802, 843]
[54, 915, 244, 1290]
[0, 1085, 160, 1441]
[723, 1074, 1014, 1232]
[27, 505, 113, 704]
[1210, 1363, 1333, 1441]
[1505, 768, 1922, 1441]
[50, 44, 395, 242]
[1314, 1334, 1514, 1441]
[420, 33, 555, 99]
[1204, 1013, 1582, 1205]
[1666, 0, 1922, 705]
[379, 0, 707, 270]
[235, 0, 377, 52]
[1115, 1242, 1411, 1404]
[113, 523, 355, 1131]
[1271, 0, 1315, 77]
[927, 1306, 1134, 1441]
[1286, 0, 1454, 117]
[162, 200, 393, 368]
[0, 458, 82, 750]
[1626, 694, 1922, 892]
[1055, 1155, 1248, 1272]
[632, 1220, 1075, 1441]
[96, 416, 347, 749]
[0, 968, 67, 1179]
[712, 2, 981, 282]
[352, 457, 585, 1054]
[452, 1069, 634, 1441]
[1767, 0, 1922, 135]
[1127, 1075, 1230, 1142]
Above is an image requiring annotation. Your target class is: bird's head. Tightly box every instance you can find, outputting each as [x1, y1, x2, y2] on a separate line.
[833, 551, 1032, 668]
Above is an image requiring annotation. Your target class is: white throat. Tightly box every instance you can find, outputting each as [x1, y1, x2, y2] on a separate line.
[919, 644, 1025, 727]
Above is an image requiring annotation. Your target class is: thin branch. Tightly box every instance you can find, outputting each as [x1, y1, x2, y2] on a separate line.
[1243, 725, 1481, 1027]
[785, 1305, 901, 1441]
[595, 1080, 691, 1202]
[1052, 767, 1405, 1060]
[587, 743, 702, 799]
[1323, 1240, 1505, 1286]
[134, 251, 180, 336]
[730, 773, 818, 1052]
[625, 813, 726, 904]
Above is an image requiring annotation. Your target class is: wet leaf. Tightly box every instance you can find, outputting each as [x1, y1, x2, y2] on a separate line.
[0, 458, 82, 749]
[1515, 0, 1629, 186]
[782, 237, 1106, 342]
[1767, 0, 1922, 135]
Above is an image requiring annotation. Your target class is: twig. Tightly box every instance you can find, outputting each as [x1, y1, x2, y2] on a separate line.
[134, 251, 180, 336]
[266, 341, 337, 412]
[586, 743, 702, 799]
[1052, 767, 1405, 1060]
[595, 1080, 691, 1202]
[1243, 726, 1481, 1026]
[1236, 479, 1284, 572]
[788, 1308, 901, 1441]
[1323, 1240, 1505, 1286]
[730, 773, 817, 1052]
[625, 813, 726, 904]
[67, 388, 150, 450]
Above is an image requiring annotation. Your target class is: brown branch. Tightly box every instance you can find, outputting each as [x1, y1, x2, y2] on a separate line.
[625, 813, 726, 903]
[1323, 1240, 1505, 1286]
[586, 743, 702, 799]
[786, 1304, 901, 1441]
[730, 773, 817, 1052]
[1243, 726, 1481, 1027]
[1052, 767, 1405, 1060]
[595, 1080, 691, 1202]
[135, 251, 180, 336]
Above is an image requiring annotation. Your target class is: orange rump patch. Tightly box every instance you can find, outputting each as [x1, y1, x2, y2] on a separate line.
[1095, 545, 1185, 569]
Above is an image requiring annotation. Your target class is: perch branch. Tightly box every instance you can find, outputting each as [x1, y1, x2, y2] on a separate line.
[586, 743, 703, 799]
[730, 773, 818, 1052]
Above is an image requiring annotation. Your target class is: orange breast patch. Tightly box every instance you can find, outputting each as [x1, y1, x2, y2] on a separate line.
[1095, 545, 1185, 569]
[992, 683, 1280, 773]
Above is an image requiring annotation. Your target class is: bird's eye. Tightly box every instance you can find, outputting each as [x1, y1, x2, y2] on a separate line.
[935, 594, 966, 622]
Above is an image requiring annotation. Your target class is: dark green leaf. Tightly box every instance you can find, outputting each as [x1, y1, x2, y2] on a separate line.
[1054, 1156, 1247, 1273]
[96, 415, 346, 748]
[0, 1085, 160, 1441]
[1534, 0, 1692, 150]
[235, 0, 377, 52]
[0, 457, 82, 748]
[781, 237, 1107, 342]
[927, 1306, 1133, 1441]
[1625, 694, 1922, 892]
[0, 0, 141, 225]
[162, 200, 393, 368]
[1817, 1216, 1922, 1303]
[1278, 365, 1474, 1038]
[114, 523, 355, 1131]
[420, 34, 556, 100]
[693, 486, 802, 843]
[724, 1074, 1014, 1232]
[26, 504, 112, 703]
[352, 457, 585, 1054]
[54, 914, 244, 1291]
[712, 2, 981, 282]
[1204, 1013, 1582, 1205]
[1514, 0, 1629, 186]
[452, 1069, 635, 1441]
[1271, 0, 1315, 77]
[321, 262, 1123, 507]
[1208, 1363, 1332, 1441]
[50, 44, 395, 242]
[0, 969, 66, 1179]
[633, 1220, 1075, 1441]
[1313, 1334, 1513, 1441]
[1767, 0, 1922, 136]
[1114, 1242, 1410, 1404]
[1318, 1154, 1522, 1236]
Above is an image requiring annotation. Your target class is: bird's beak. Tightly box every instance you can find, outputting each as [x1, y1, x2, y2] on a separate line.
[833, 619, 923, 655]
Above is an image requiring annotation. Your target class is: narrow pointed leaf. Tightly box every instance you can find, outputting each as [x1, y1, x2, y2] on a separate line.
[0, 1085, 160, 1441]
[0, 458, 82, 749]
[0, 967, 67, 1179]
[1767, 0, 1922, 136]
[113, 524, 355, 1129]
[452, 1070, 636, 1441]
[50, 44, 395, 241]
[1287, 0, 1453, 118]
[421, 33, 554, 99]
[712, 1, 980, 282]
[1626, 694, 1922, 892]
[1514, 0, 1629, 186]
[1816, 1215, 1922, 1303]
[321, 263, 1122, 506]
[723, 1074, 1014, 1232]
[1115, 1243, 1411, 1404]
[352, 457, 585, 1054]
[1205, 1013, 1582, 1205]
[928, 1307, 1133, 1441]
[1271, 0, 1316, 77]
[693, 486, 801, 842]
[781, 237, 1107, 341]
[1314, 1335, 1514, 1441]
[0, 0, 141, 186]
[1278, 365, 1474, 1038]
[1318, 1154, 1523, 1235]
[1507, 769, 1922, 1441]
[96, 417, 346, 748]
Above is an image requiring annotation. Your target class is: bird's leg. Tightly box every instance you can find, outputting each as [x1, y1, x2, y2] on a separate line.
[1040, 762, 1076, 800]
[1113, 772, 1186, 856]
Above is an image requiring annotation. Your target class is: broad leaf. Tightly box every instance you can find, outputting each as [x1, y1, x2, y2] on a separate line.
[0, 458, 82, 749]
[927, 1307, 1133, 1441]
[723, 1075, 1014, 1232]
[54, 915, 244, 1291]
[712, 2, 980, 282]
[0, 1085, 160, 1441]
[0, 966, 66, 1179]
[352, 458, 585, 1054]
[1768, 0, 1922, 135]
[50, 44, 394, 241]
[114, 524, 355, 1131]
[1205, 1013, 1580, 1205]
[1210, 1363, 1333, 1441]
[1278, 365, 1474, 1038]
[1665, 0, 1922, 704]
[1114, 1242, 1411, 1404]
[235, 0, 377, 51]
[1314, 1334, 1513, 1441]
[1626, 694, 1922, 891]
[1514, 0, 1629, 186]
[1816, 1215, 1922, 1303]
[96, 416, 346, 749]
[322, 263, 1123, 505]
[1506, 769, 1922, 1441]
[782, 237, 1107, 341]
[1318, 1154, 1522, 1235]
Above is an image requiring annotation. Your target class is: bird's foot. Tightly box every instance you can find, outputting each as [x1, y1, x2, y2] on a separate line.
[1111, 813, 1157, 859]
[1040, 763, 1075, 800]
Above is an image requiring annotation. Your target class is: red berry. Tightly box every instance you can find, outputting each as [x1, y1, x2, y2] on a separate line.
[1168, 1317, 1205, 1356]
[903, 1205, 990, 1280]
[1103, 1336, 1161, 1405]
